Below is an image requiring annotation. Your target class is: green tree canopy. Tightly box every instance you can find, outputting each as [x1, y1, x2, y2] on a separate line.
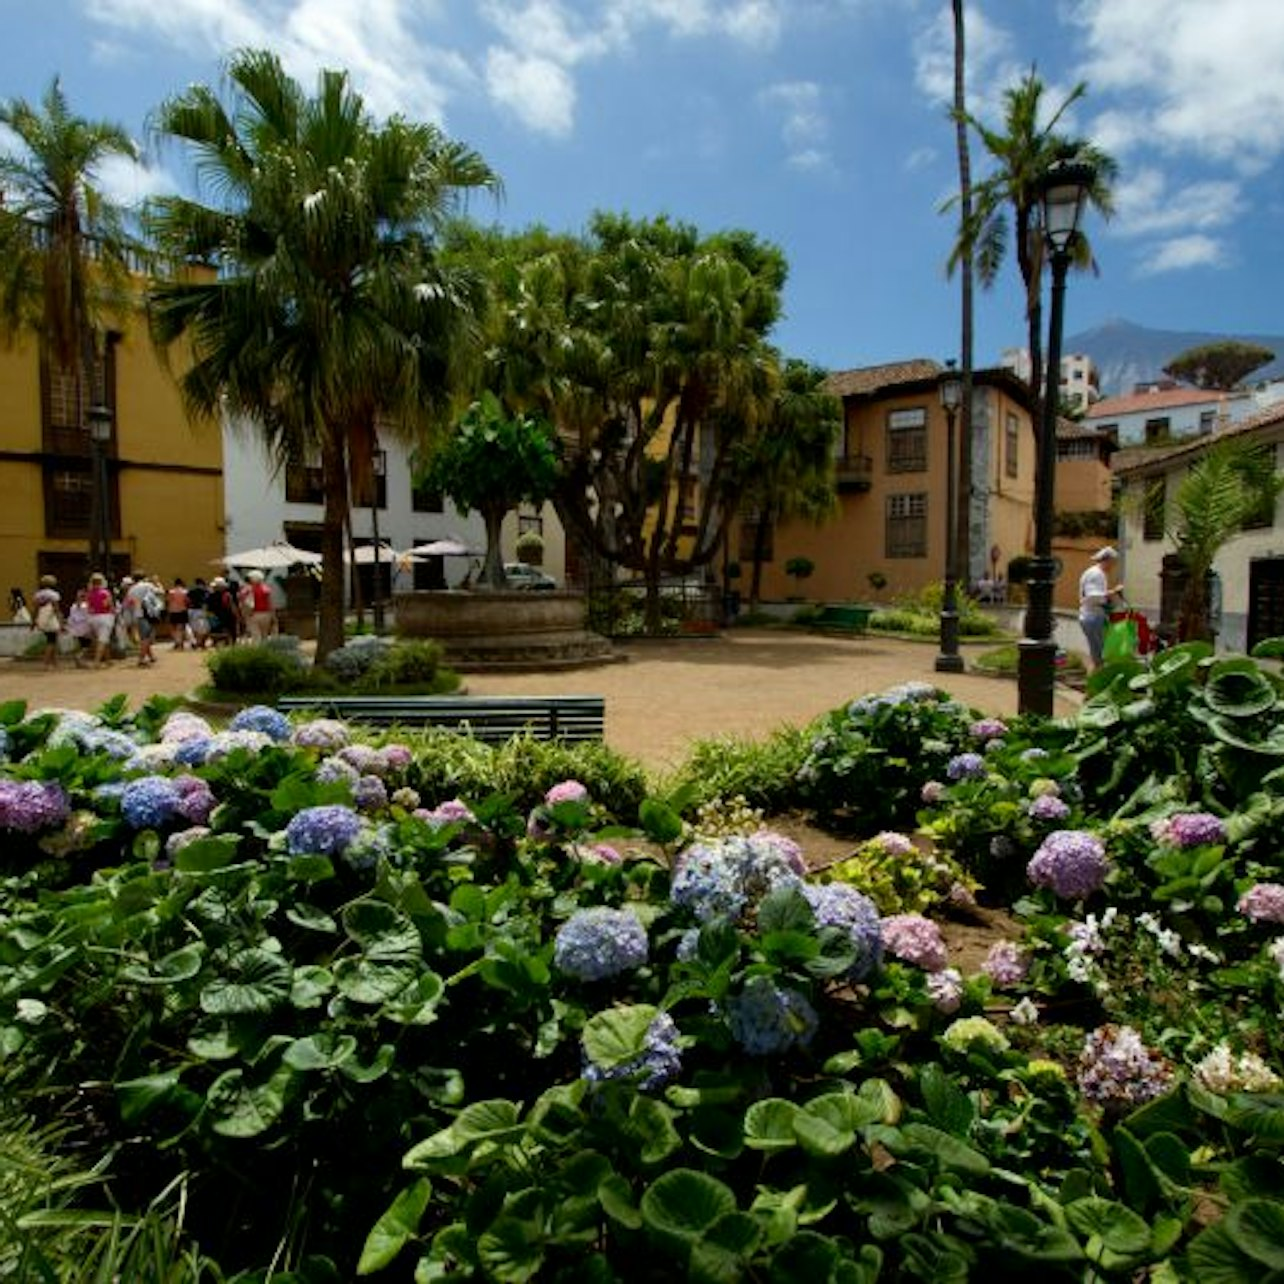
[146, 48, 498, 657]
[415, 392, 560, 588]
[1163, 341, 1275, 391]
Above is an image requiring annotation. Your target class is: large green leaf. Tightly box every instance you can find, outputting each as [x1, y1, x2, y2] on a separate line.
[199, 948, 293, 1016]
[283, 1032, 358, 1072]
[357, 1178, 432, 1276]
[1224, 1199, 1284, 1267]
[120, 943, 204, 986]
[582, 1004, 658, 1071]
[641, 1169, 737, 1242]
[919, 1062, 976, 1137]
[1065, 1197, 1151, 1256]
[743, 1098, 800, 1151]
[1204, 659, 1278, 718]
[476, 1216, 546, 1284]
[206, 1066, 292, 1137]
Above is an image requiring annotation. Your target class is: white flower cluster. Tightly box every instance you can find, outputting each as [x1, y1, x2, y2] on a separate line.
[1135, 912, 1183, 959]
[1193, 1043, 1282, 1095]
[1064, 907, 1118, 992]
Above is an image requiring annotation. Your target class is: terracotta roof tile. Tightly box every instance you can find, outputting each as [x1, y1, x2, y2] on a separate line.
[823, 359, 941, 398]
[1086, 386, 1239, 420]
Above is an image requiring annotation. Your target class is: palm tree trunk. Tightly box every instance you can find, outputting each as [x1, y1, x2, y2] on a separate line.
[317, 432, 349, 661]
[952, 0, 974, 584]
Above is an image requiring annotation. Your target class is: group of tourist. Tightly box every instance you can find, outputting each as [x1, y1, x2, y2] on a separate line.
[11, 569, 278, 670]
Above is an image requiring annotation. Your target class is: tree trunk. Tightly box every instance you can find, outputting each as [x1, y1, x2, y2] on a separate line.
[952, 0, 975, 584]
[481, 507, 507, 588]
[749, 516, 769, 610]
[317, 432, 350, 661]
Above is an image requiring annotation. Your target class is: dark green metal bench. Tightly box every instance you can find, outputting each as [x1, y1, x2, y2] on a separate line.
[812, 604, 873, 635]
[276, 695, 605, 743]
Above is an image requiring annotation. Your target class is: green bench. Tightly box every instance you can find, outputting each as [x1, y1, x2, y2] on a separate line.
[812, 604, 873, 635]
[276, 695, 605, 743]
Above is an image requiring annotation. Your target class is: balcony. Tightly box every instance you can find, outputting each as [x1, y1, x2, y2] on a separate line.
[835, 453, 873, 491]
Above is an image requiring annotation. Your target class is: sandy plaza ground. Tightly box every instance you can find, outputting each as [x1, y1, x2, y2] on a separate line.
[0, 631, 1078, 775]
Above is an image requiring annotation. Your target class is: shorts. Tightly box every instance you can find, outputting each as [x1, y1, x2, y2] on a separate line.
[89, 614, 115, 643]
[169, 611, 189, 626]
[41, 630, 58, 645]
[137, 616, 156, 640]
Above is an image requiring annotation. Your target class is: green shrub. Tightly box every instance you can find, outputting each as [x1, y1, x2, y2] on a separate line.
[358, 639, 456, 693]
[664, 726, 815, 815]
[206, 643, 305, 695]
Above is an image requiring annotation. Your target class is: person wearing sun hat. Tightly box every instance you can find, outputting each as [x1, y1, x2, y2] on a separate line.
[1078, 546, 1123, 670]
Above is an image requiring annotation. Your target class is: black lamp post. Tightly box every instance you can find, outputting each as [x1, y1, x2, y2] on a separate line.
[371, 444, 386, 633]
[1018, 158, 1096, 716]
[87, 402, 113, 578]
[935, 360, 965, 673]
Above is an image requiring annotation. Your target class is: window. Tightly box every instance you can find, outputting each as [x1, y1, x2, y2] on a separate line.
[285, 456, 324, 505]
[1057, 438, 1099, 461]
[885, 407, 927, 473]
[1199, 410, 1216, 435]
[886, 492, 927, 558]
[518, 511, 544, 536]
[43, 464, 117, 539]
[41, 342, 114, 456]
[1005, 412, 1019, 478]
[1144, 417, 1170, 444]
[1142, 478, 1166, 541]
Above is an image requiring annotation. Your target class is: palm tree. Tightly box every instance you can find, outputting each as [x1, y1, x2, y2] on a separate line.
[1166, 440, 1284, 642]
[0, 78, 139, 433]
[147, 49, 497, 658]
[949, 71, 1117, 413]
[733, 359, 840, 609]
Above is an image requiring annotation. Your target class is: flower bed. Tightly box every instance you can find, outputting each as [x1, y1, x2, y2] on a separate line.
[2, 644, 1283, 1281]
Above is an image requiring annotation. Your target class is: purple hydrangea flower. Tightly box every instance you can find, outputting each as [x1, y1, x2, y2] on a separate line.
[380, 744, 412, 773]
[803, 883, 882, 980]
[584, 1011, 682, 1092]
[1077, 1024, 1172, 1110]
[417, 798, 476, 829]
[292, 719, 350, 752]
[575, 842, 623, 865]
[546, 779, 590, 806]
[1027, 830, 1110, 899]
[881, 913, 949, 971]
[0, 780, 70, 833]
[926, 967, 964, 1013]
[871, 831, 915, 857]
[970, 718, 1008, 741]
[1238, 882, 1284, 925]
[285, 804, 363, 857]
[1151, 812, 1227, 849]
[1029, 794, 1070, 823]
[120, 776, 184, 830]
[946, 753, 986, 782]
[727, 977, 818, 1055]
[982, 940, 1029, 987]
[553, 907, 649, 981]
[316, 756, 360, 787]
[353, 774, 389, 812]
[172, 775, 216, 826]
[160, 712, 213, 744]
[338, 745, 383, 776]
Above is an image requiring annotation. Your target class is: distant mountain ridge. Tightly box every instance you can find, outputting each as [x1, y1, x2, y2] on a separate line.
[1061, 318, 1284, 397]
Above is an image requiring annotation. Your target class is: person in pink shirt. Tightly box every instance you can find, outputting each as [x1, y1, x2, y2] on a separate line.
[85, 572, 116, 667]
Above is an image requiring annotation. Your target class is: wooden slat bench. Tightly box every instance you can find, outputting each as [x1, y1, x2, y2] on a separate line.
[812, 604, 873, 635]
[276, 694, 605, 743]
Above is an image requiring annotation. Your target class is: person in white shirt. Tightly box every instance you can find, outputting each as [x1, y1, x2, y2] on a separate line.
[1078, 546, 1122, 670]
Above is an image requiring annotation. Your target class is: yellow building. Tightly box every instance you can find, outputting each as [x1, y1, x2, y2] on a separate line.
[0, 306, 224, 604]
[748, 360, 1037, 603]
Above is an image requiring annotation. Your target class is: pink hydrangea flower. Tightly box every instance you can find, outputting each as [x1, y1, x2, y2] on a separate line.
[1238, 882, 1284, 924]
[881, 913, 949, 971]
[981, 940, 1029, 988]
[871, 831, 915, 857]
[546, 780, 589, 806]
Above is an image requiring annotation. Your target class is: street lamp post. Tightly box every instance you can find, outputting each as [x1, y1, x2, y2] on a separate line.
[87, 402, 113, 578]
[1018, 158, 1096, 716]
[935, 360, 965, 673]
[371, 445, 386, 633]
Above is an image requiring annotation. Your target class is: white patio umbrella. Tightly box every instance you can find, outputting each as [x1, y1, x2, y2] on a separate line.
[216, 542, 322, 570]
[343, 542, 399, 564]
[404, 537, 479, 558]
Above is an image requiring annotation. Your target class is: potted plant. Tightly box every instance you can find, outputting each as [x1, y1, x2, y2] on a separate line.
[784, 555, 815, 602]
[866, 570, 888, 599]
[515, 530, 545, 566]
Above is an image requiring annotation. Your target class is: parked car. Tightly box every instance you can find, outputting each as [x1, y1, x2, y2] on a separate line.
[503, 562, 558, 591]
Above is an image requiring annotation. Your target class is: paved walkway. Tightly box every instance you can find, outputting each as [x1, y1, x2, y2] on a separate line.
[0, 632, 1078, 774]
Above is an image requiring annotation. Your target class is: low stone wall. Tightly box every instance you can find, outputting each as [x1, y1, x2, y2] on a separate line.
[393, 590, 617, 669]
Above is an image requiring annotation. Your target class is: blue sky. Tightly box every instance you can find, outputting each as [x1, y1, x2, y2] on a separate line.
[3, 0, 1282, 373]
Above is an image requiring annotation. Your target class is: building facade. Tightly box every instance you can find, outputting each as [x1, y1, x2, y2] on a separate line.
[0, 311, 224, 607]
[748, 360, 1037, 603]
[1114, 404, 1284, 652]
[1000, 348, 1101, 413]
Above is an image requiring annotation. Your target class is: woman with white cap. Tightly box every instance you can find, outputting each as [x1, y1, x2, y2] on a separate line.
[1078, 546, 1123, 670]
[243, 569, 277, 641]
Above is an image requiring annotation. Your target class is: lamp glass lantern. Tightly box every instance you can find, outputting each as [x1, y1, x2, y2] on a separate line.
[939, 364, 962, 413]
[1040, 159, 1094, 254]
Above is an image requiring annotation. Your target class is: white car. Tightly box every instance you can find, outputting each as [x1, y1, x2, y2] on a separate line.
[503, 562, 558, 590]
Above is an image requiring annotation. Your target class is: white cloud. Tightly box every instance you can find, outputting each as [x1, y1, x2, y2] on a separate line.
[904, 146, 937, 173]
[485, 47, 576, 137]
[913, 2, 1023, 122]
[1134, 234, 1230, 276]
[759, 80, 833, 173]
[1113, 168, 1245, 238]
[95, 153, 180, 205]
[1070, 0, 1284, 170]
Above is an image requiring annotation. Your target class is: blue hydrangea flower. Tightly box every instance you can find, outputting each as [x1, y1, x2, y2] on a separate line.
[285, 804, 363, 857]
[230, 705, 291, 742]
[0, 727, 9, 761]
[670, 833, 805, 923]
[174, 737, 214, 767]
[120, 776, 184, 830]
[946, 752, 986, 781]
[0, 780, 70, 833]
[803, 883, 882, 980]
[584, 1011, 682, 1092]
[553, 908, 649, 981]
[353, 774, 389, 812]
[727, 977, 818, 1055]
